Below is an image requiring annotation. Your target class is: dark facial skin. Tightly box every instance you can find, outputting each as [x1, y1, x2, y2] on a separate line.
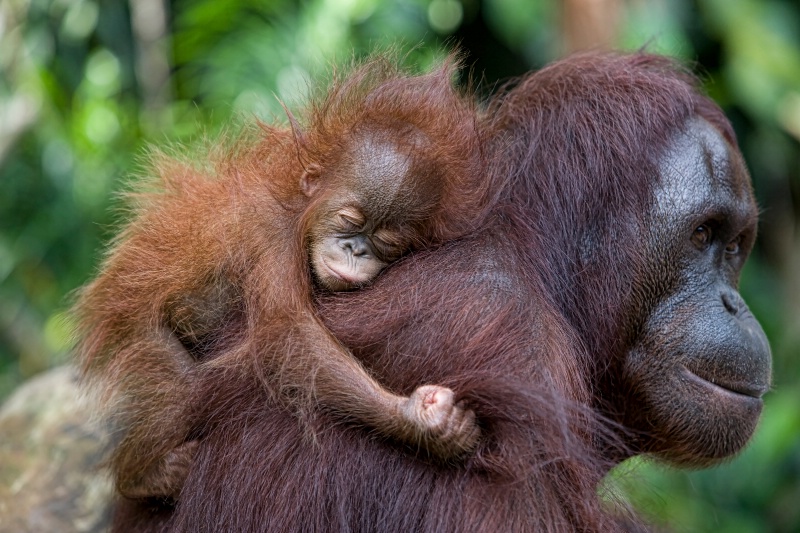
[306, 135, 438, 291]
[623, 117, 771, 465]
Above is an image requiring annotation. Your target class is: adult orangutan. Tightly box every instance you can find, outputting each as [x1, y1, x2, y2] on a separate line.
[109, 51, 770, 532]
[74, 58, 488, 502]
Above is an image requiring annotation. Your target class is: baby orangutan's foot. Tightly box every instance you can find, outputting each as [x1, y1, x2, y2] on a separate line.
[120, 439, 199, 501]
[401, 384, 480, 459]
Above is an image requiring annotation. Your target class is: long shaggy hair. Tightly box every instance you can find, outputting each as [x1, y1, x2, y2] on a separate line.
[109, 52, 737, 532]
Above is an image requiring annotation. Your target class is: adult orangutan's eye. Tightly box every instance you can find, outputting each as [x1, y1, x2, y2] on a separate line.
[725, 235, 742, 256]
[691, 224, 713, 250]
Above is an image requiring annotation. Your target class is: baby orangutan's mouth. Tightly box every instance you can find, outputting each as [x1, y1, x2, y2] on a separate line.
[319, 257, 360, 289]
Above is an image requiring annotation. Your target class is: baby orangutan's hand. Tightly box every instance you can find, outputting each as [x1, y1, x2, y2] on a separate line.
[401, 385, 480, 459]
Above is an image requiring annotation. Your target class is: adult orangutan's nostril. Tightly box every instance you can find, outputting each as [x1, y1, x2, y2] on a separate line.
[721, 291, 740, 316]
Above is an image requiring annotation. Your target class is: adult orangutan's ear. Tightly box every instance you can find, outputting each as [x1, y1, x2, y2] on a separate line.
[300, 164, 322, 197]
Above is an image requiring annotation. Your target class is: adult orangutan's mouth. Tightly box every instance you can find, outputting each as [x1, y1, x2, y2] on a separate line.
[681, 366, 767, 400]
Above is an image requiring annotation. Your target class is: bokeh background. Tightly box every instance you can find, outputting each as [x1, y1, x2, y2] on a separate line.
[0, 0, 798, 530]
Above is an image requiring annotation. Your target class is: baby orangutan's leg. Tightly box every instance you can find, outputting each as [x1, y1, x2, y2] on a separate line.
[118, 440, 199, 501]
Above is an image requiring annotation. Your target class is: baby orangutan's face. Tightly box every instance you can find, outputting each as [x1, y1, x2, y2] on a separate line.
[302, 132, 443, 291]
[310, 205, 409, 291]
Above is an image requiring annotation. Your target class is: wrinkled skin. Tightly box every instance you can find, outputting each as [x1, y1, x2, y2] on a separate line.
[621, 117, 771, 464]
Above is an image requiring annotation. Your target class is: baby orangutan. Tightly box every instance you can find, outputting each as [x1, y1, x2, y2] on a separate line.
[75, 57, 490, 502]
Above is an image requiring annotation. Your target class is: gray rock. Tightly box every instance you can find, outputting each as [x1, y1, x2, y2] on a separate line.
[0, 366, 113, 533]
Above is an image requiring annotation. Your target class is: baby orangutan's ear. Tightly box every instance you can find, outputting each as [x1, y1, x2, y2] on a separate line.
[300, 164, 322, 197]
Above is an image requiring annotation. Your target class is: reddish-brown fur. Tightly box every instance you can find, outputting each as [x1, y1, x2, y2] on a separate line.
[105, 52, 750, 531]
[74, 57, 493, 502]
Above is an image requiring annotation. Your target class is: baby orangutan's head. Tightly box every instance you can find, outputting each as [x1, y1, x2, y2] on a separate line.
[302, 129, 443, 291]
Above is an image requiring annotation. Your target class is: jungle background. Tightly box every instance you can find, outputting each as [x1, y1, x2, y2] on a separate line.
[0, 0, 798, 530]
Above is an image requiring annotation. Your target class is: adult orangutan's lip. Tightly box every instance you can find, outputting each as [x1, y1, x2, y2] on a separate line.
[681, 366, 767, 400]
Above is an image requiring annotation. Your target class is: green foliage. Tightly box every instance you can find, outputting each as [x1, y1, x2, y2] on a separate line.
[1, 0, 798, 530]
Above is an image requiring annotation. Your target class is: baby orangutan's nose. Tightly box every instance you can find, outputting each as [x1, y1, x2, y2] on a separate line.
[341, 237, 369, 257]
